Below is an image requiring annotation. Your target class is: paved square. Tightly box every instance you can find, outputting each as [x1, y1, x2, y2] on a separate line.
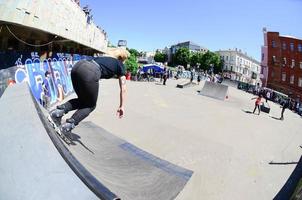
[86, 78, 302, 200]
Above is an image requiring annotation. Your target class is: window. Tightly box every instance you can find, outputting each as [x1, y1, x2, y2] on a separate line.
[298, 44, 302, 52]
[283, 57, 287, 65]
[290, 75, 295, 84]
[272, 71, 275, 78]
[299, 78, 302, 87]
[272, 40, 276, 48]
[282, 42, 287, 50]
[272, 56, 276, 64]
[290, 42, 294, 51]
[282, 73, 286, 81]
[226, 56, 228, 61]
[291, 59, 295, 68]
[300, 62, 302, 69]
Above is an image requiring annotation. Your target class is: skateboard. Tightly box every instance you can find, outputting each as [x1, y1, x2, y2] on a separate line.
[47, 115, 72, 145]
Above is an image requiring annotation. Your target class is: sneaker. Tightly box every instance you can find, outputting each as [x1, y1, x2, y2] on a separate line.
[49, 108, 65, 127]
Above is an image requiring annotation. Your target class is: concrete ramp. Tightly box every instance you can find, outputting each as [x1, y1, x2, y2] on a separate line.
[0, 83, 193, 200]
[199, 81, 228, 100]
[67, 121, 193, 200]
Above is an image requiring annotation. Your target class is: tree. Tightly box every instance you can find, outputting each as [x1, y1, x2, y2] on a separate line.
[190, 52, 203, 68]
[124, 54, 138, 74]
[211, 53, 223, 73]
[154, 51, 167, 63]
[128, 48, 140, 58]
[173, 47, 191, 68]
[199, 51, 223, 73]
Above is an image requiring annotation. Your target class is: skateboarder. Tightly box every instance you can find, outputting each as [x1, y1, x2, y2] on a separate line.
[49, 48, 130, 135]
[251, 95, 262, 115]
[280, 98, 290, 120]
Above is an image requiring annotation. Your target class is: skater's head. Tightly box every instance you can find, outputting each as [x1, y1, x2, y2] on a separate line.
[106, 47, 130, 62]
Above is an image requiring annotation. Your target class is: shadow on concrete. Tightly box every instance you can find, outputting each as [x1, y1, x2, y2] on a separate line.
[269, 161, 298, 165]
[242, 109, 253, 114]
[270, 116, 282, 121]
[69, 132, 95, 155]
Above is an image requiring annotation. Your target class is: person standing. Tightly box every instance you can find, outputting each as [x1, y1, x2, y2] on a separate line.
[280, 98, 290, 120]
[190, 70, 194, 82]
[42, 71, 51, 109]
[49, 48, 130, 135]
[163, 68, 168, 85]
[252, 95, 262, 115]
[197, 72, 201, 85]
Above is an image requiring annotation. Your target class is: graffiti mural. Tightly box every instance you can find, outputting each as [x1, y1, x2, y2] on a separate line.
[0, 51, 91, 106]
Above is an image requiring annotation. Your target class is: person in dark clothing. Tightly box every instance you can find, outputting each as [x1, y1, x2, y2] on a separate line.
[280, 98, 290, 120]
[163, 68, 168, 85]
[49, 48, 130, 135]
[197, 73, 201, 85]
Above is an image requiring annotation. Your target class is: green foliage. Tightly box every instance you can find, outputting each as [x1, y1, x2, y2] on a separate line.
[154, 51, 167, 63]
[199, 51, 223, 73]
[128, 48, 140, 58]
[124, 54, 138, 74]
[174, 48, 191, 68]
[190, 52, 204, 67]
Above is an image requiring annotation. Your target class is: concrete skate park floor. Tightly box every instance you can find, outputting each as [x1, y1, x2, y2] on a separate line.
[66, 79, 302, 200]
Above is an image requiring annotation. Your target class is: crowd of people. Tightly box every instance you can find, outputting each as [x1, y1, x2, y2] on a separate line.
[132, 65, 226, 87]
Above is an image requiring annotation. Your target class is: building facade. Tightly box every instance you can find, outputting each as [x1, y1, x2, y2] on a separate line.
[216, 49, 261, 85]
[261, 29, 302, 99]
[165, 41, 208, 63]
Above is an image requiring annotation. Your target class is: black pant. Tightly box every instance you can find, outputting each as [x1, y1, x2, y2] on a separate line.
[61, 60, 101, 125]
[163, 75, 167, 85]
[281, 108, 286, 119]
[253, 104, 260, 114]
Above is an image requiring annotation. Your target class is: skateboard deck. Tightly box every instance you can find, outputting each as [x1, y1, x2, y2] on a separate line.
[47, 115, 72, 145]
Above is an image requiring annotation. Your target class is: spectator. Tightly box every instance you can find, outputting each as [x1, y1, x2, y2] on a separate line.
[190, 70, 194, 82]
[280, 98, 290, 120]
[295, 99, 300, 113]
[163, 68, 168, 85]
[42, 72, 51, 109]
[197, 72, 201, 85]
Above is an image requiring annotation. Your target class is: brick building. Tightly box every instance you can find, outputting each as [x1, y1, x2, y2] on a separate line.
[261, 28, 302, 100]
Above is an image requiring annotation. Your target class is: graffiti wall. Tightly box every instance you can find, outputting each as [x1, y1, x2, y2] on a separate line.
[0, 51, 91, 106]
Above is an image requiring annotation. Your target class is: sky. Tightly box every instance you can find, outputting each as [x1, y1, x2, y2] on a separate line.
[80, 0, 302, 61]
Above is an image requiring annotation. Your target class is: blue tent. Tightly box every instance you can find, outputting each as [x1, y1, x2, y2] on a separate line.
[142, 65, 164, 73]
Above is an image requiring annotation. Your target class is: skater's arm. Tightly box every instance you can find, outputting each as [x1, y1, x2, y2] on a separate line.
[117, 75, 126, 118]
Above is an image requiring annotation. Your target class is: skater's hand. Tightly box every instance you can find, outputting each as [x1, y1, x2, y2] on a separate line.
[116, 107, 124, 118]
